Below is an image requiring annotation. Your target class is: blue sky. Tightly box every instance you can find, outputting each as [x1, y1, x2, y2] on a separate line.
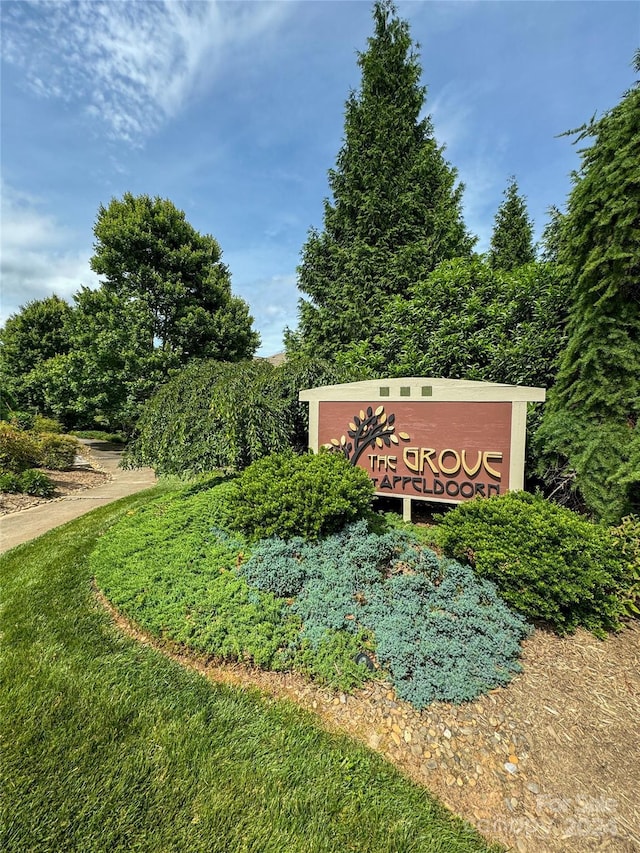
[1, 0, 638, 356]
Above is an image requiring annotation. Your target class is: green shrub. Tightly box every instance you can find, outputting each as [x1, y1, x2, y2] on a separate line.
[32, 415, 63, 434]
[611, 515, 640, 617]
[8, 410, 35, 430]
[0, 388, 18, 421]
[0, 471, 21, 492]
[241, 521, 529, 706]
[228, 451, 375, 541]
[36, 432, 80, 469]
[19, 469, 55, 497]
[0, 422, 40, 473]
[437, 491, 629, 637]
[70, 429, 126, 443]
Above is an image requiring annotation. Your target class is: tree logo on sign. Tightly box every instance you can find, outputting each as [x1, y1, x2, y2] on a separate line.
[324, 406, 410, 465]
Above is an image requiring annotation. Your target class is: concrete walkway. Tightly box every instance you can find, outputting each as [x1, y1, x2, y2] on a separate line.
[0, 440, 156, 555]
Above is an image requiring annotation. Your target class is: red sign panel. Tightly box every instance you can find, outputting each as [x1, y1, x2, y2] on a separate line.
[318, 401, 513, 503]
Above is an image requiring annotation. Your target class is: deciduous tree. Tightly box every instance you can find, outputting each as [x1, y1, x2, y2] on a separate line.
[0, 295, 72, 411]
[91, 193, 259, 361]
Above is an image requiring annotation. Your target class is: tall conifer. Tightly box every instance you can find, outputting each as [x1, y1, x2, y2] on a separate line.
[489, 178, 536, 270]
[537, 54, 640, 521]
[288, 0, 473, 358]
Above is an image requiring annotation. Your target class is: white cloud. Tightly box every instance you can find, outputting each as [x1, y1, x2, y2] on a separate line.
[1, 0, 289, 144]
[0, 184, 98, 324]
[428, 83, 508, 252]
[236, 273, 298, 357]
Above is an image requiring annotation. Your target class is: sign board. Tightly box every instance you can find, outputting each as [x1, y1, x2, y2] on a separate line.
[300, 378, 546, 520]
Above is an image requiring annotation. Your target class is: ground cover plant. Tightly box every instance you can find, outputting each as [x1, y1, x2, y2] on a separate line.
[90, 467, 530, 706]
[241, 520, 530, 706]
[89, 481, 376, 691]
[1, 489, 499, 853]
[436, 491, 633, 637]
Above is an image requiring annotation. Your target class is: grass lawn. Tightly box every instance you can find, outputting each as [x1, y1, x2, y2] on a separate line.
[0, 488, 501, 853]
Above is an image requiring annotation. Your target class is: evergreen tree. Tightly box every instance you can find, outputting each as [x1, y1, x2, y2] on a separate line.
[537, 54, 640, 522]
[539, 205, 565, 264]
[288, 0, 473, 359]
[488, 177, 535, 270]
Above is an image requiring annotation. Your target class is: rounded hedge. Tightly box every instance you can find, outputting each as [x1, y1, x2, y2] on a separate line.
[437, 490, 630, 637]
[0, 422, 40, 473]
[36, 432, 80, 470]
[227, 451, 375, 541]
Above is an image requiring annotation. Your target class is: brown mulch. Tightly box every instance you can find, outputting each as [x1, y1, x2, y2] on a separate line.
[0, 468, 111, 515]
[95, 588, 640, 853]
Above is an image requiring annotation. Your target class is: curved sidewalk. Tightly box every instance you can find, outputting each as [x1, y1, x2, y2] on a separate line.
[0, 441, 156, 555]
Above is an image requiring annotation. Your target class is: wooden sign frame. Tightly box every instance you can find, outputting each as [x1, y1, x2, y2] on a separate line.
[300, 377, 546, 521]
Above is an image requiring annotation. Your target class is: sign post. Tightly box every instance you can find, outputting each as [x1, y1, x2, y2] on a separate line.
[300, 377, 546, 521]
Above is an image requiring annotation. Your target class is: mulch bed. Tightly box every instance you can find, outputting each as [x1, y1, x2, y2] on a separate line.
[0, 468, 111, 515]
[96, 588, 640, 853]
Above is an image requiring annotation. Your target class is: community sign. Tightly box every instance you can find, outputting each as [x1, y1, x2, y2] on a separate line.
[299, 378, 546, 519]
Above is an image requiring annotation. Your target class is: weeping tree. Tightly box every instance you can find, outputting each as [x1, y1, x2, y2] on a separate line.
[287, 0, 473, 360]
[124, 356, 352, 475]
[537, 53, 640, 522]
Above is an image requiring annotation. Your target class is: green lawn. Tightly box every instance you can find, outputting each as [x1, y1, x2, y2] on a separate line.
[0, 489, 501, 853]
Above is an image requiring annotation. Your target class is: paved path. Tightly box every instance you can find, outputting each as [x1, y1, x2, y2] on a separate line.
[0, 440, 156, 555]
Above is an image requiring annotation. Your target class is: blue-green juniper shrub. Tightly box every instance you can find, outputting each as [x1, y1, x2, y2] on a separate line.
[240, 520, 530, 706]
[362, 562, 529, 706]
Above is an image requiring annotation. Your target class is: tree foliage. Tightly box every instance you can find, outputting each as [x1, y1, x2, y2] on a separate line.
[2, 195, 259, 432]
[338, 257, 569, 390]
[288, 0, 473, 359]
[488, 177, 536, 271]
[0, 296, 72, 409]
[539, 205, 565, 264]
[537, 56, 640, 522]
[124, 356, 352, 475]
[91, 193, 258, 362]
